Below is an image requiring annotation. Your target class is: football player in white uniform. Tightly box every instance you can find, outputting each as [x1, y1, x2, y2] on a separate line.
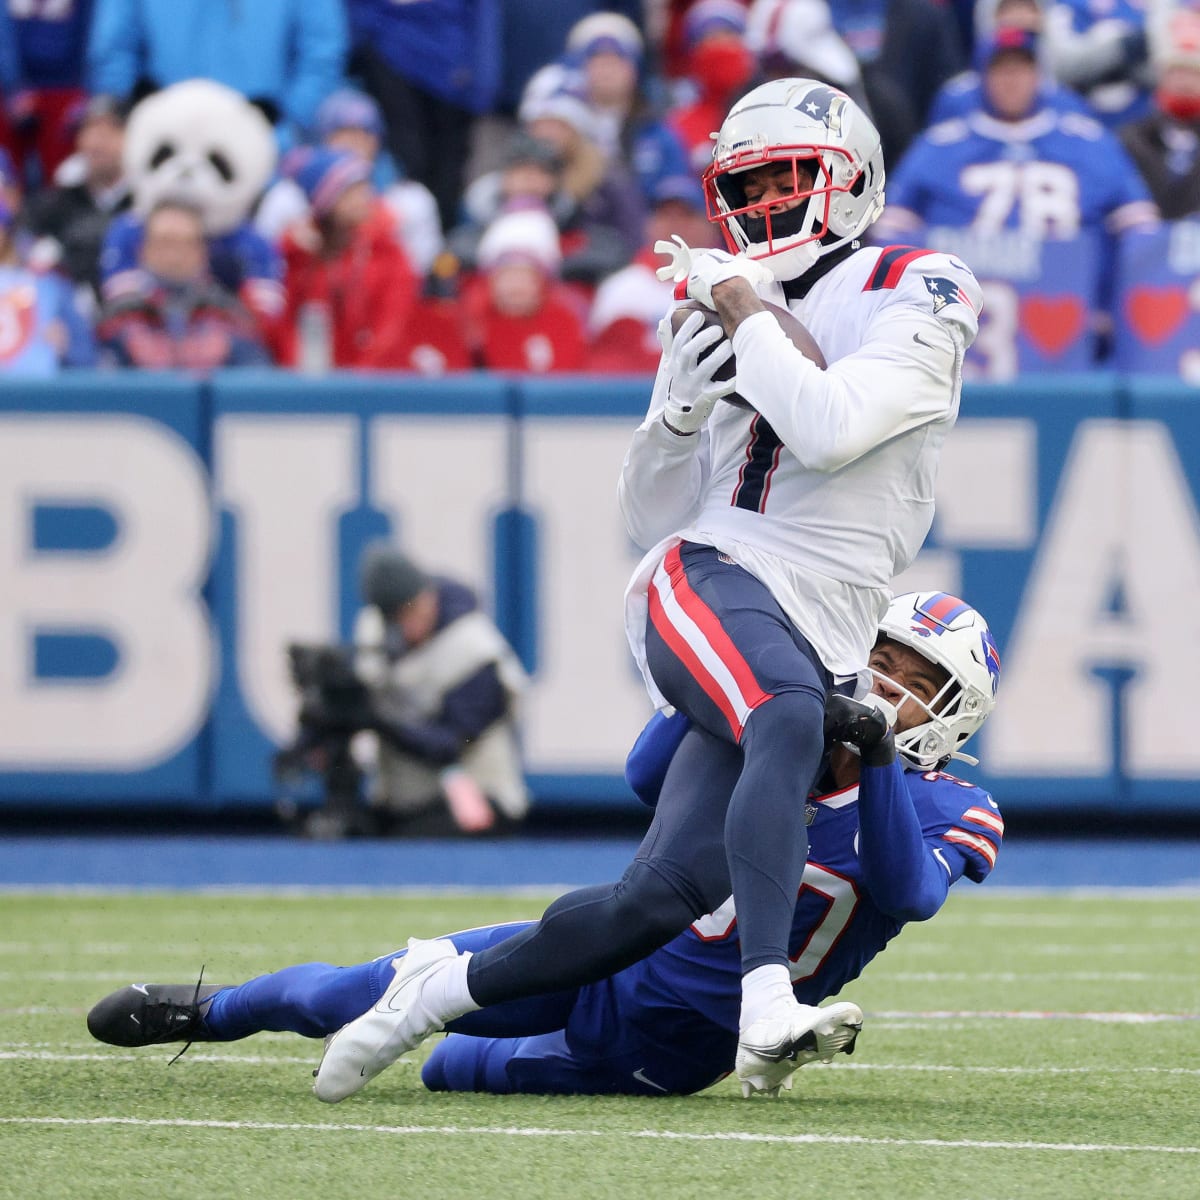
[311, 78, 983, 1102]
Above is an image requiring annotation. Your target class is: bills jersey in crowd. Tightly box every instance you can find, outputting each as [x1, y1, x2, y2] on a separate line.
[652, 763, 1004, 1033]
[882, 109, 1158, 240]
[0, 265, 93, 374]
[99, 214, 285, 320]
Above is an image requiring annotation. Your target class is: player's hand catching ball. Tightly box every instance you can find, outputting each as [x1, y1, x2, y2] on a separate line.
[684, 249, 775, 309]
[658, 309, 737, 435]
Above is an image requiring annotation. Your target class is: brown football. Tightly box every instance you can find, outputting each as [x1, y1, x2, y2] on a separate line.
[670, 299, 827, 410]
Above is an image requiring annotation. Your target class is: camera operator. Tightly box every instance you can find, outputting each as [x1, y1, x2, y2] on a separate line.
[288, 543, 530, 837]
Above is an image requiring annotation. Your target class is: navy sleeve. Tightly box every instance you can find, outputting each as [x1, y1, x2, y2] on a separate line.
[371, 663, 508, 767]
[624, 710, 692, 807]
[856, 759, 952, 922]
[439, 663, 508, 742]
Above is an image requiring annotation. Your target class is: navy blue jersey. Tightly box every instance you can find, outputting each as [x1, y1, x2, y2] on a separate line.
[649, 765, 1003, 1033]
[886, 108, 1157, 239]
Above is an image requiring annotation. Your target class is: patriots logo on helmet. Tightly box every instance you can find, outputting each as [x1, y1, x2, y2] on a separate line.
[794, 85, 846, 135]
[980, 630, 1001, 695]
[923, 275, 974, 314]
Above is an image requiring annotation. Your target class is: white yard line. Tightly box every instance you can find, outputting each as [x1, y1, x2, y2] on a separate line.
[5, 1008, 1194, 1024]
[0, 1116, 1195, 1155]
[2, 885, 1198, 898]
[871, 1009, 1198, 1023]
[5, 967, 1195, 985]
[0, 1051, 319, 1065]
[884, 971, 1189, 982]
[3, 1049, 1199, 1075]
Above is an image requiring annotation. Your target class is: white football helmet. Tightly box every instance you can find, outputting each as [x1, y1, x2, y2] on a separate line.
[704, 77, 886, 280]
[873, 592, 1001, 770]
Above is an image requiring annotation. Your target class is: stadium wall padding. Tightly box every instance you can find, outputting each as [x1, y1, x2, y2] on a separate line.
[1, 370, 1197, 817]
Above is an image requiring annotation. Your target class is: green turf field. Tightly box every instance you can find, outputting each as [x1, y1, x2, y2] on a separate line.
[1, 889, 1197, 1200]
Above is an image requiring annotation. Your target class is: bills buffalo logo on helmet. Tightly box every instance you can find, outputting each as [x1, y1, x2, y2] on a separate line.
[980, 630, 1002, 696]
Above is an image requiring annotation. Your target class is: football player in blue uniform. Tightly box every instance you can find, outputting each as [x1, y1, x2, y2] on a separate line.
[87, 592, 1004, 1099]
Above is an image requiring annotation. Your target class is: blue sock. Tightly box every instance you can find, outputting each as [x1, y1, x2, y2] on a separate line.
[201, 923, 542, 1042]
[204, 961, 385, 1040]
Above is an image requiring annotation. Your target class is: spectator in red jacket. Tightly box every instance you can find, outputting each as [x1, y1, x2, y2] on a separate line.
[465, 206, 586, 372]
[667, 1, 759, 175]
[276, 147, 418, 369]
[585, 172, 719, 373]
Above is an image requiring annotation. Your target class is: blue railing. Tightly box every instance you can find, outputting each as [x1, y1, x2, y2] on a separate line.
[1, 369, 1198, 817]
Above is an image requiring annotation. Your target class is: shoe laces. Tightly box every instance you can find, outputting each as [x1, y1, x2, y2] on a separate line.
[167, 965, 207, 1066]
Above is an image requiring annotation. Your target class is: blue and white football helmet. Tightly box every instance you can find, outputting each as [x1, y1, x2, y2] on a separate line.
[874, 592, 1001, 770]
[703, 77, 886, 281]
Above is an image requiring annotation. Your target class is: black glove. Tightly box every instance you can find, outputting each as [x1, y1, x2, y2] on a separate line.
[824, 694, 896, 767]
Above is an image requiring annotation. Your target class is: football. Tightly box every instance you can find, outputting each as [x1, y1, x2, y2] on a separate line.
[670, 299, 827, 410]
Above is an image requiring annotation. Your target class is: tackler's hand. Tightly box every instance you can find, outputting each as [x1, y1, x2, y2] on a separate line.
[824, 694, 898, 767]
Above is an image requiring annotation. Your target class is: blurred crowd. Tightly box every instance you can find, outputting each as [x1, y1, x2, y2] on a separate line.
[1, 0, 1199, 378]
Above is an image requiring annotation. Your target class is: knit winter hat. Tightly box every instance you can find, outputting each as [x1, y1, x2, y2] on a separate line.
[651, 173, 706, 213]
[519, 85, 602, 143]
[315, 88, 385, 140]
[360, 544, 431, 612]
[285, 147, 371, 217]
[976, 25, 1039, 70]
[477, 206, 562, 275]
[566, 12, 644, 62]
[684, 0, 748, 47]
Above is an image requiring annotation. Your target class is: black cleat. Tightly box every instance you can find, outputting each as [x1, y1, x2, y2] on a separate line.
[87, 974, 225, 1048]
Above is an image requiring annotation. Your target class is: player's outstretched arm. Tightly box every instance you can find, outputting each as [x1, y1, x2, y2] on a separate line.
[618, 314, 718, 547]
[825, 695, 952, 922]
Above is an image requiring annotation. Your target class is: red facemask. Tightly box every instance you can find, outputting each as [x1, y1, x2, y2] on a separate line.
[1157, 85, 1200, 123]
[691, 41, 756, 103]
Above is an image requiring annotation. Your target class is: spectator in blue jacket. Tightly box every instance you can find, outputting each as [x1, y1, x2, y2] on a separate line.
[85, 0, 347, 139]
[346, 0, 502, 231]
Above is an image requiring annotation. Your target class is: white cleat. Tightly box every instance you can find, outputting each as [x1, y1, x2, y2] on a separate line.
[736, 1000, 863, 1098]
[313, 937, 458, 1103]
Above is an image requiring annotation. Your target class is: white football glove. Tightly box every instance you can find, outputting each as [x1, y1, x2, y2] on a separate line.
[685, 249, 775, 309]
[658, 309, 736, 435]
[654, 234, 695, 285]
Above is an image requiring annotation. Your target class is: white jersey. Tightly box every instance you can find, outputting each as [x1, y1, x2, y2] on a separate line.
[619, 243, 982, 704]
